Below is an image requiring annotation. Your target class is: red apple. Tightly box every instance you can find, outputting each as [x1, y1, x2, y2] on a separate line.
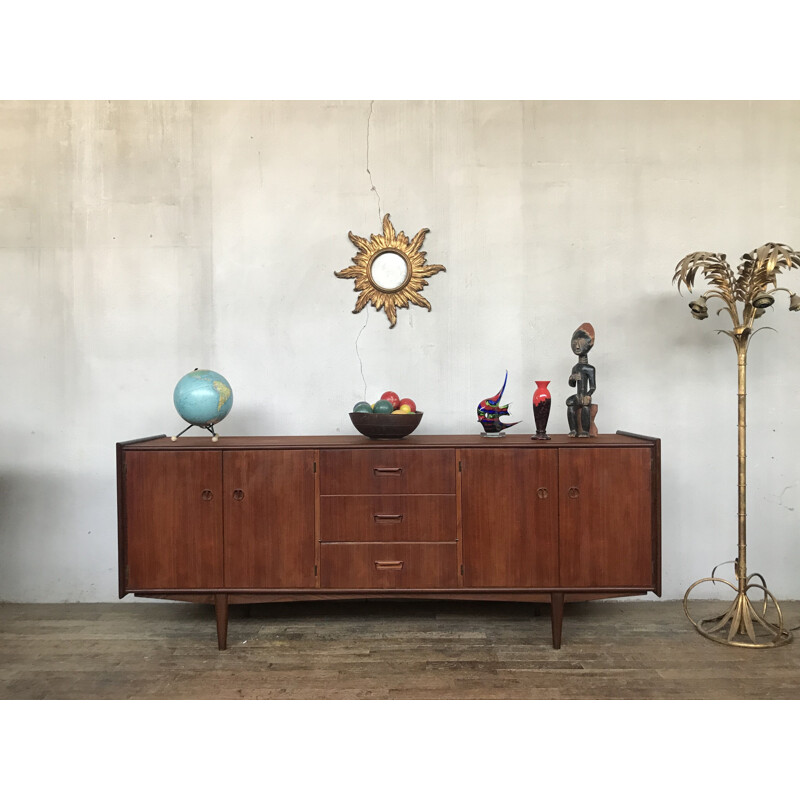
[398, 397, 416, 413]
[380, 391, 400, 410]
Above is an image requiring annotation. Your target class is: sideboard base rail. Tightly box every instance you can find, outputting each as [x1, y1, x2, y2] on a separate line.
[132, 589, 651, 650]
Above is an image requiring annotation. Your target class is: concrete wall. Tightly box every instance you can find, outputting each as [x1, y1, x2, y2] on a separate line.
[1, 100, 798, 602]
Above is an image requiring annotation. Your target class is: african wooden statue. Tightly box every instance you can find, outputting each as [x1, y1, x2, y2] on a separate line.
[566, 323, 596, 437]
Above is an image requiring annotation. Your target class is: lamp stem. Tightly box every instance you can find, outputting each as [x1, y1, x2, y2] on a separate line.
[736, 342, 747, 592]
[684, 329, 791, 646]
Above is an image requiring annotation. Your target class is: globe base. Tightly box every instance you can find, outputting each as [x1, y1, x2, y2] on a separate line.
[172, 422, 221, 441]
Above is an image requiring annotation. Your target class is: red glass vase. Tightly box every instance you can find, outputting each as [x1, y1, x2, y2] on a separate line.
[532, 380, 551, 440]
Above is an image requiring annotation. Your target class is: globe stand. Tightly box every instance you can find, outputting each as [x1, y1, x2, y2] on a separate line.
[171, 423, 220, 442]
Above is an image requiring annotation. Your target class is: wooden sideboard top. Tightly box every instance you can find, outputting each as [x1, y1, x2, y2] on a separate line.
[119, 431, 659, 450]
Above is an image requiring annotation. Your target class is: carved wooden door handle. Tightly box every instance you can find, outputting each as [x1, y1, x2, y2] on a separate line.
[232, 489, 245, 501]
[537, 487, 549, 499]
[374, 560, 404, 570]
[568, 487, 580, 499]
[201, 490, 214, 501]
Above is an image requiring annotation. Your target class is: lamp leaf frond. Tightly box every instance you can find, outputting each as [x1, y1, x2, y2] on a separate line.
[715, 329, 738, 340]
[673, 251, 733, 297]
[749, 325, 777, 341]
[736, 243, 800, 301]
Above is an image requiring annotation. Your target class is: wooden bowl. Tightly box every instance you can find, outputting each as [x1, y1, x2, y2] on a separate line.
[349, 412, 423, 439]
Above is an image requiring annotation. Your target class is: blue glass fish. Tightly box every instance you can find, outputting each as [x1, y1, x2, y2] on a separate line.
[477, 371, 520, 433]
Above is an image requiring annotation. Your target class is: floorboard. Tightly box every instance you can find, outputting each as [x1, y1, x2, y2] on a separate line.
[2, 599, 799, 699]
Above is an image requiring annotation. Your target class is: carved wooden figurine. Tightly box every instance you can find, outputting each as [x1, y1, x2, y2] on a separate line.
[566, 323, 597, 437]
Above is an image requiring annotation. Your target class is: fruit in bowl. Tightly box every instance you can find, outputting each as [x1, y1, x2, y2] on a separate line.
[350, 391, 421, 438]
[380, 391, 400, 410]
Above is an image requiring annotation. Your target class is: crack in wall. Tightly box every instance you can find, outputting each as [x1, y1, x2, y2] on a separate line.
[353, 100, 382, 402]
[366, 100, 383, 223]
[777, 485, 795, 512]
[765, 484, 797, 512]
[355, 308, 370, 402]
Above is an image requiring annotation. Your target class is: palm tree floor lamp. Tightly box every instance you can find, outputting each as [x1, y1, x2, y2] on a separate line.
[673, 242, 800, 648]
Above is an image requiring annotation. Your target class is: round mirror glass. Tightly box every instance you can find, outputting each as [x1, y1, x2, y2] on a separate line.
[369, 251, 409, 291]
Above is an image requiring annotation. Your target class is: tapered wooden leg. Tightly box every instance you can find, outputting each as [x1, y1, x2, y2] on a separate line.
[550, 592, 564, 649]
[215, 593, 229, 651]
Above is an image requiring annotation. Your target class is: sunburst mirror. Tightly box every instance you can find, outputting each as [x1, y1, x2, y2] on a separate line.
[334, 214, 446, 328]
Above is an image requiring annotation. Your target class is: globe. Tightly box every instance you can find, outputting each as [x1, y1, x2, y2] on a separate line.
[172, 369, 233, 439]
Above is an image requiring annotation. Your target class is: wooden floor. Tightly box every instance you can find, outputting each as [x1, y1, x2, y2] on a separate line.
[2, 599, 799, 699]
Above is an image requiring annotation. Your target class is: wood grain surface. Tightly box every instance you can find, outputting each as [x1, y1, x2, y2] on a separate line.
[222, 450, 316, 589]
[461, 448, 559, 587]
[3, 601, 799, 699]
[319, 495, 457, 542]
[124, 450, 224, 590]
[558, 447, 653, 587]
[319, 448, 456, 495]
[320, 543, 459, 589]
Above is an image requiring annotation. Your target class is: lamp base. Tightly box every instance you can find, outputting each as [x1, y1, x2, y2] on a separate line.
[683, 572, 792, 648]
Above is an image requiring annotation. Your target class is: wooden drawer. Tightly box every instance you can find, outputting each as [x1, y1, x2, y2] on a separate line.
[320, 495, 456, 542]
[319, 449, 456, 495]
[320, 543, 458, 588]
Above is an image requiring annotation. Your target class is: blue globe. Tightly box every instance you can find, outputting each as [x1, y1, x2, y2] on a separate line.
[173, 369, 233, 428]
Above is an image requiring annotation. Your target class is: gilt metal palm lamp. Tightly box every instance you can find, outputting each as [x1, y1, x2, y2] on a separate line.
[673, 242, 800, 647]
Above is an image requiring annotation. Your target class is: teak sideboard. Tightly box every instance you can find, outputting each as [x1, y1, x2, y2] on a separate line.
[116, 432, 661, 649]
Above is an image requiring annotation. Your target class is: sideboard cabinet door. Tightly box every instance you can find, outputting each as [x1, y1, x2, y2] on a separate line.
[461, 449, 559, 587]
[558, 447, 654, 588]
[223, 450, 316, 589]
[124, 451, 224, 590]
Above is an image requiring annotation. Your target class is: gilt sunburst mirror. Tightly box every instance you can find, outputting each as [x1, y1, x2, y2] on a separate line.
[334, 214, 446, 327]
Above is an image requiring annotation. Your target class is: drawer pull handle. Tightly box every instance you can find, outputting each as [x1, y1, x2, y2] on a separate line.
[201, 490, 214, 501]
[374, 560, 404, 571]
[374, 467, 403, 476]
[537, 487, 549, 499]
[374, 514, 403, 523]
[232, 489, 245, 501]
[568, 486, 580, 500]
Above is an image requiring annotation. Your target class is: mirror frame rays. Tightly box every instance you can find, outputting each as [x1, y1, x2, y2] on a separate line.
[335, 214, 446, 328]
